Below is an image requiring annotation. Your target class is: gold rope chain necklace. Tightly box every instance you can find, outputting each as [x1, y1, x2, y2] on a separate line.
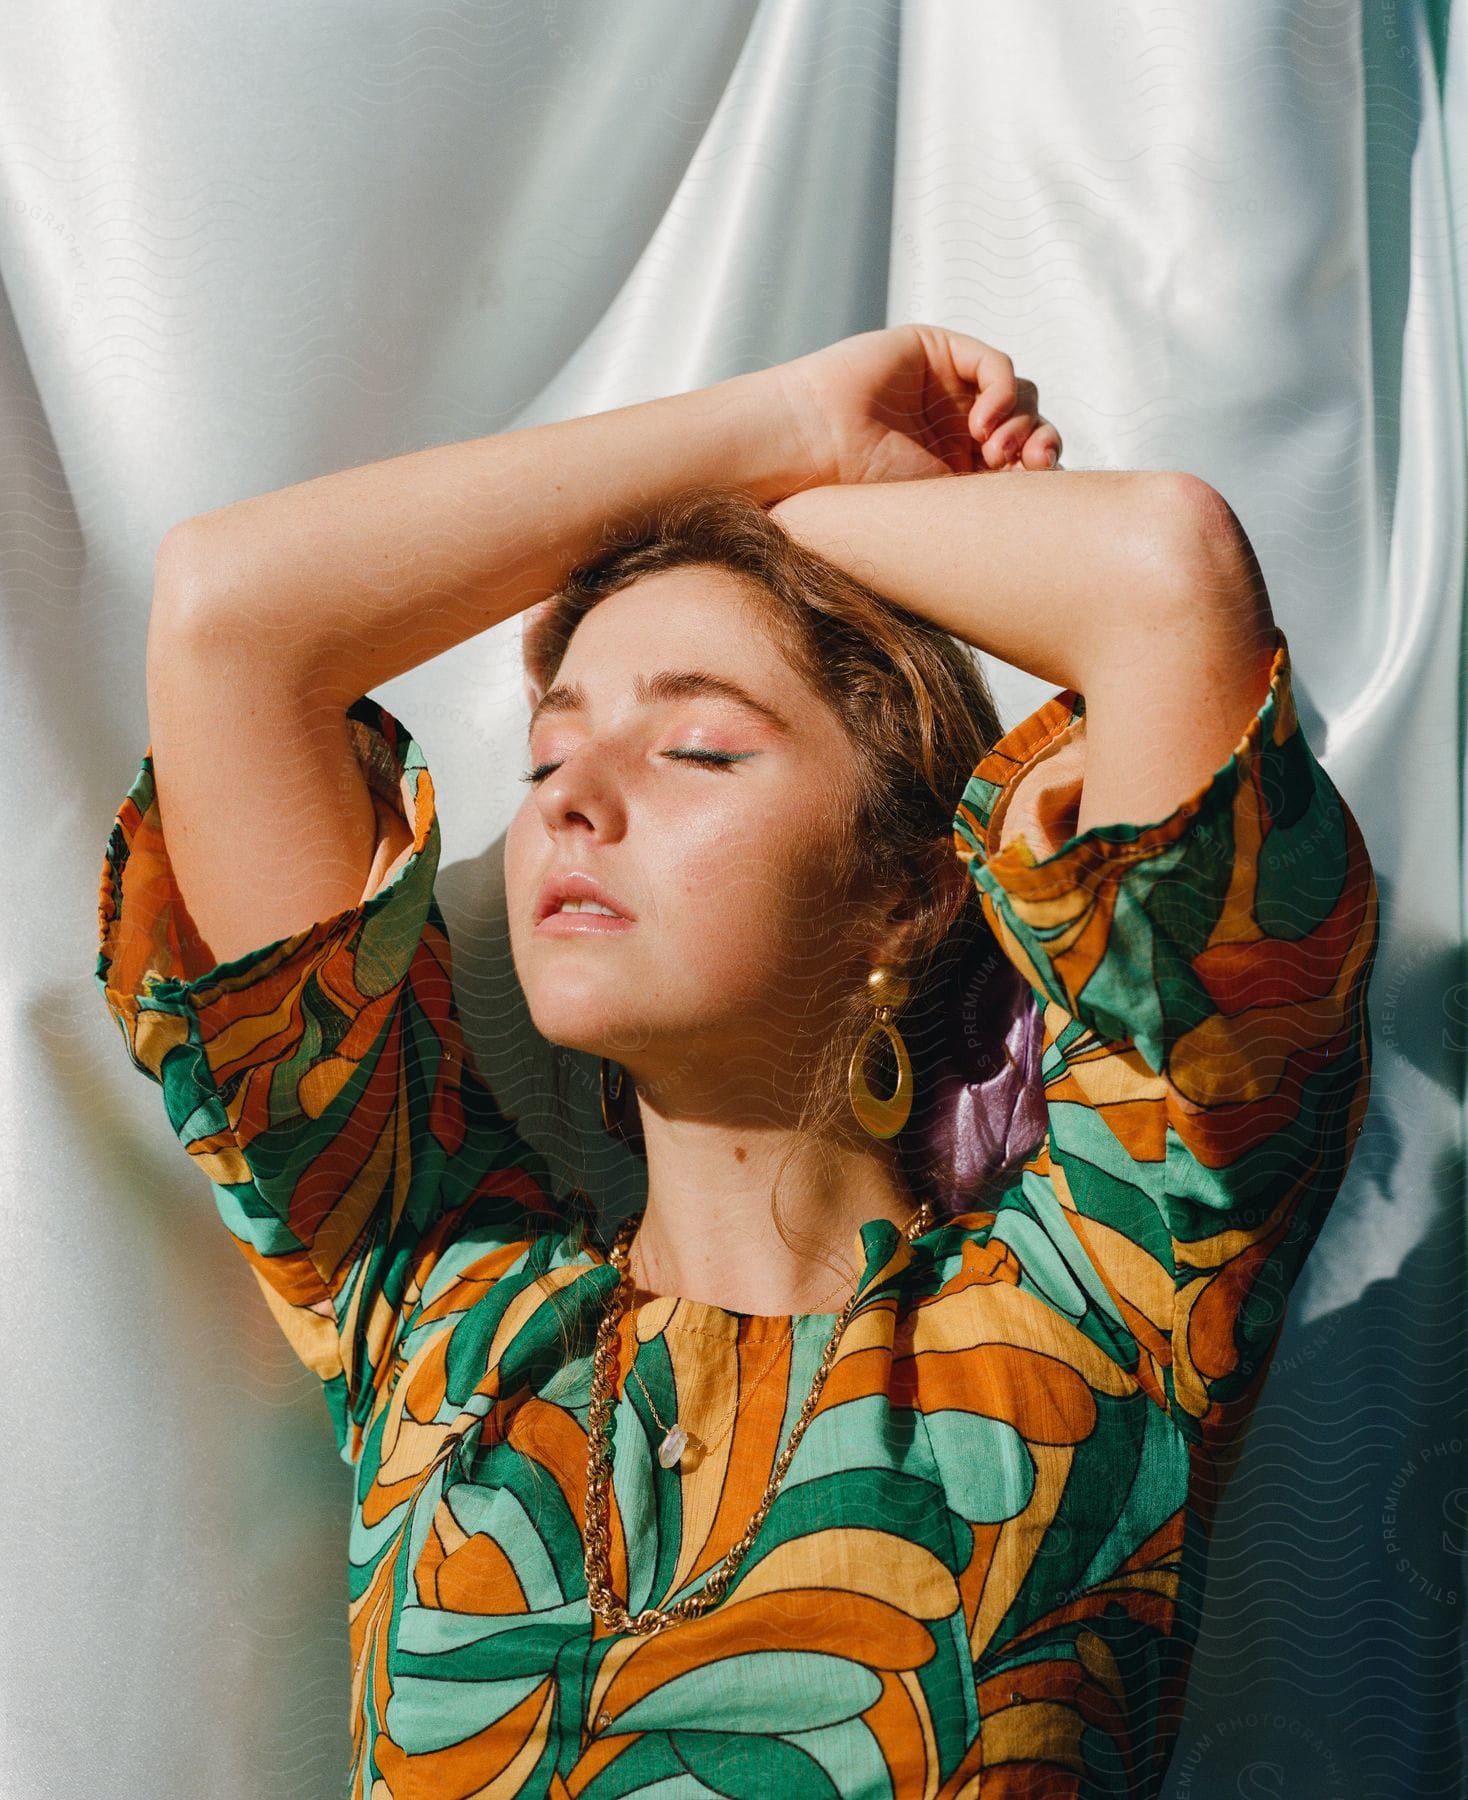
[582, 1200, 934, 1636]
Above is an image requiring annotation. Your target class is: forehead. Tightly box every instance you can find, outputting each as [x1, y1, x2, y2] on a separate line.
[560, 565, 783, 669]
[548, 567, 821, 720]
[541, 565, 853, 757]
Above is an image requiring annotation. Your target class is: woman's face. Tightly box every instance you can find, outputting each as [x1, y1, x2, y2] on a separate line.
[504, 566, 875, 1115]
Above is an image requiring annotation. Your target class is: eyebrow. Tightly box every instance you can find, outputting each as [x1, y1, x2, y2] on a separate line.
[526, 668, 795, 742]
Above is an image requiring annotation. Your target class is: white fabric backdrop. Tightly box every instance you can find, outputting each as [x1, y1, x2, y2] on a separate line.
[3, 2, 1462, 1794]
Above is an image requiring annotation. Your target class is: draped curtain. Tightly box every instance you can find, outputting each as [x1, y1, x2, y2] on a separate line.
[3, 2, 1461, 1794]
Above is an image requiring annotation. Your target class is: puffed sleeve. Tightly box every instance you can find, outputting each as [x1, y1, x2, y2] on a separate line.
[950, 625, 1379, 1456]
[95, 695, 560, 1466]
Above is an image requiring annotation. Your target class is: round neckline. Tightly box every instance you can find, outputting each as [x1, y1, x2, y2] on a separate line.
[575, 1214, 934, 1339]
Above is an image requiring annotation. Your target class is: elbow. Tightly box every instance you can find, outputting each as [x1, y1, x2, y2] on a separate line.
[150, 515, 236, 643]
[1140, 471, 1276, 648]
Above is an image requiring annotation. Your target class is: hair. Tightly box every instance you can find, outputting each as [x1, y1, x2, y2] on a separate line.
[523, 484, 1047, 1293]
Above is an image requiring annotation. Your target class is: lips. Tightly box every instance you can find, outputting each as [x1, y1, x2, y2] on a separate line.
[534, 869, 635, 926]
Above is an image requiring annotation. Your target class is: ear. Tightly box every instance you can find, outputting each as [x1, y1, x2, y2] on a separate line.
[865, 887, 932, 974]
[866, 853, 970, 972]
[868, 910, 925, 973]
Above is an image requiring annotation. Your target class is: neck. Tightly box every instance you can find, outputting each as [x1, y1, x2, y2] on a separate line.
[627, 1107, 922, 1316]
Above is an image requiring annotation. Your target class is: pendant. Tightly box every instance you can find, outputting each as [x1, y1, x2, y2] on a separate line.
[657, 1425, 705, 1469]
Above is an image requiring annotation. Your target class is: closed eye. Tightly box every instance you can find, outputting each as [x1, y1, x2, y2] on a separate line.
[520, 749, 757, 784]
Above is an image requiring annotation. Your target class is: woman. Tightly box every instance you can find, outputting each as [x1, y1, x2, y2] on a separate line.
[97, 326, 1378, 1797]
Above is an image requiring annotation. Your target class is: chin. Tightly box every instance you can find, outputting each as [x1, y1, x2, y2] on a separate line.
[522, 981, 642, 1061]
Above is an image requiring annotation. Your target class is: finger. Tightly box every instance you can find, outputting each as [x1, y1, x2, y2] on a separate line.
[1017, 421, 1064, 469]
[983, 410, 1040, 468]
[935, 335, 1014, 443]
[987, 397, 1056, 469]
[972, 376, 1039, 464]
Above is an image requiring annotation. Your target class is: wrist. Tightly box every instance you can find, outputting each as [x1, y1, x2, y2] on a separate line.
[674, 365, 834, 506]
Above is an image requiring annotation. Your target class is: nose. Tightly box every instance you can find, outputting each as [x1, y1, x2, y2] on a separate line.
[533, 746, 626, 841]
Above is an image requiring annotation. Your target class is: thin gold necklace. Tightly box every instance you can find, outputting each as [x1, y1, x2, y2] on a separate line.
[582, 1200, 934, 1636]
[623, 1237, 859, 1471]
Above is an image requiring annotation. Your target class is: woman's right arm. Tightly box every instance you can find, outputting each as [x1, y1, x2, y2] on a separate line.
[149, 369, 820, 969]
[108, 377, 818, 1463]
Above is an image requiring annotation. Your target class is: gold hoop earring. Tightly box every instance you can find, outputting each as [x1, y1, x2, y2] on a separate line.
[599, 1056, 627, 1138]
[847, 967, 913, 1139]
[600, 1056, 646, 1151]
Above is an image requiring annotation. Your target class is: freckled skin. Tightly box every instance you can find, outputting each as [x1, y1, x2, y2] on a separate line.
[503, 561, 931, 1312]
[504, 565, 888, 1131]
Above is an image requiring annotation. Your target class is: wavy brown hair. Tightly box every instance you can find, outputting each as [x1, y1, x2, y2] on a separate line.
[523, 484, 1037, 1285]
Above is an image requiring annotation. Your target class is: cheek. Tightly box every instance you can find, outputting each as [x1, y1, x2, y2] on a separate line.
[502, 812, 524, 909]
[665, 809, 847, 990]
[501, 787, 852, 1039]
[502, 800, 530, 887]
[501, 803, 541, 957]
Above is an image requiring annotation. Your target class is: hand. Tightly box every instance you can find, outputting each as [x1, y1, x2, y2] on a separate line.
[773, 323, 1063, 488]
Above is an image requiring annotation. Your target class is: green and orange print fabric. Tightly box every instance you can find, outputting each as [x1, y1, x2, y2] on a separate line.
[96, 624, 1377, 1798]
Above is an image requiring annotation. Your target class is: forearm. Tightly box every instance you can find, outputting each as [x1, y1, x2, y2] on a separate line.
[158, 369, 816, 701]
[770, 466, 1221, 694]
[773, 465, 1279, 836]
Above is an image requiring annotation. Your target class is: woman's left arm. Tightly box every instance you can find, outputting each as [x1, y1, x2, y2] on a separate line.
[774, 469, 1382, 1463]
[769, 467, 1278, 841]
